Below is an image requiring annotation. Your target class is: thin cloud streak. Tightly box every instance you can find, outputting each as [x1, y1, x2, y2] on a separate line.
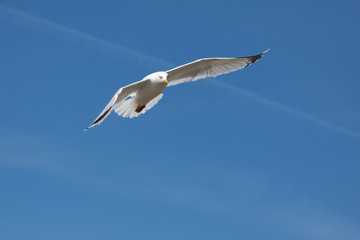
[2, 4, 359, 139]
[0, 4, 172, 68]
[0, 135, 224, 211]
[210, 79, 360, 139]
[268, 207, 360, 240]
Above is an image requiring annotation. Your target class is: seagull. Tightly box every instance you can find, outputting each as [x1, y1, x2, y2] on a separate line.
[85, 49, 269, 130]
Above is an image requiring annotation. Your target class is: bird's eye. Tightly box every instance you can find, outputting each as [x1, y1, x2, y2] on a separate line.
[159, 76, 163, 79]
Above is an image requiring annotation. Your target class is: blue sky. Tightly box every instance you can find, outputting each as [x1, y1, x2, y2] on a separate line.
[1, 0, 360, 239]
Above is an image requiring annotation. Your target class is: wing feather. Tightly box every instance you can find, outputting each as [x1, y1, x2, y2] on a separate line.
[166, 49, 268, 86]
[85, 79, 149, 130]
[113, 93, 163, 118]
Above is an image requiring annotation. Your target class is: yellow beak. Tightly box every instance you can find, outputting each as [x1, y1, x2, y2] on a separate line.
[164, 78, 168, 84]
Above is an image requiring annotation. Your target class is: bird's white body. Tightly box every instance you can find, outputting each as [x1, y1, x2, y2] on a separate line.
[85, 50, 268, 130]
[135, 72, 167, 105]
[111, 72, 168, 119]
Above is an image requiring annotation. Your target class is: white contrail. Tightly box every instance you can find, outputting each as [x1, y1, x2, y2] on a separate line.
[0, 4, 172, 68]
[2, 4, 359, 139]
[210, 80, 360, 139]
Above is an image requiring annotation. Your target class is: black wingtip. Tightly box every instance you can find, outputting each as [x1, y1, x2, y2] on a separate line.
[249, 54, 262, 64]
[93, 107, 112, 125]
[247, 49, 270, 65]
[84, 106, 112, 132]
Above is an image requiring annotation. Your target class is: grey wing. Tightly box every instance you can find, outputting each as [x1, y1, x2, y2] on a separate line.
[85, 79, 149, 130]
[166, 49, 268, 86]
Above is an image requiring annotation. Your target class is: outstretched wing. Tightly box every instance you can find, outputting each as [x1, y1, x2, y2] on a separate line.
[166, 49, 268, 86]
[85, 79, 149, 130]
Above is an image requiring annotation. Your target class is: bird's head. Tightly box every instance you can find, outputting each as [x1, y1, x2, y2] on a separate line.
[158, 72, 168, 84]
[146, 72, 168, 84]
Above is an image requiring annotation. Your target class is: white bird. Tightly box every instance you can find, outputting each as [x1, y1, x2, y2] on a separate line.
[85, 49, 269, 130]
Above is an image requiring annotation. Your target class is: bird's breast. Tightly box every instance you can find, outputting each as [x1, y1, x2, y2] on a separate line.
[136, 81, 166, 104]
